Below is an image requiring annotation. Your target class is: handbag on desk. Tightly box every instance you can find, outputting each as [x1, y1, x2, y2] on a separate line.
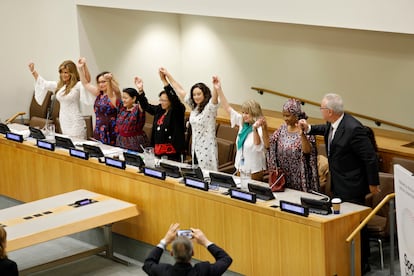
[268, 168, 286, 192]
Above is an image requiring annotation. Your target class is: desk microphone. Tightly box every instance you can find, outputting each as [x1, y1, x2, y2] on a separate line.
[311, 190, 330, 202]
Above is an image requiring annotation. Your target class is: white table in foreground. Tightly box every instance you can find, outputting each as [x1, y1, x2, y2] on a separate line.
[0, 189, 139, 274]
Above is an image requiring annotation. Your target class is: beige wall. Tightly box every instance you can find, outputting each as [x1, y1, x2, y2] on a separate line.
[78, 6, 414, 131]
[1, 1, 413, 134]
[0, 0, 81, 122]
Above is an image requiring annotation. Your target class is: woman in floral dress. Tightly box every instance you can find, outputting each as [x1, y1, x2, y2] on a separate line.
[268, 99, 319, 192]
[78, 57, 120, 144]
[161, 68, 219, 171]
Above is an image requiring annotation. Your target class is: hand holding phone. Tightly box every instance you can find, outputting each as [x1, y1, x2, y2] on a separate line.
[177, 229, 193, 239]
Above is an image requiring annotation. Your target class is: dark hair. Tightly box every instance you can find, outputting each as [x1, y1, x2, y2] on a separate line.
[172, 236, 193, 263]
[95, 71, 110, 83]
[190, 83, 211, 113]
[123, 88, 139, 104]
[158, 90, 167, 97]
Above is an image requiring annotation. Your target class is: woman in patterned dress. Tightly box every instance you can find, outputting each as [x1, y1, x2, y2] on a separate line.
[268, 99, 319, 192]
[78, 57, 120, 145]
[108, 86, 149, 152]
[161, 69, 219, 171]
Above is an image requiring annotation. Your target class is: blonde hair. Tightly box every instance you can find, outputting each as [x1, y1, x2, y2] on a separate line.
[56, 60, 80, 95]
[0, 226, 7, 259]
[241, 100, 263, 122]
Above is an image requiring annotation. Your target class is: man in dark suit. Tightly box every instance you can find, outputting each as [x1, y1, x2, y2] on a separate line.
[143, 223, 232, 276]
[299, 93, 380, 274]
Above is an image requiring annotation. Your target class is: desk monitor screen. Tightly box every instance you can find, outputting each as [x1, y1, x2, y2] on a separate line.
[123, 152, 144, 168]
[55, 135, 76, 149]
[82, 144, 104, 158]
[209, 172, 236, 188]
[159, 162, 181, 178]
[184, 176, 208, 191]
[181, 166, 204, 181]
[0, 123, 10, 134]
[248, 183, 275, 201]
[29, 126, 46, 140]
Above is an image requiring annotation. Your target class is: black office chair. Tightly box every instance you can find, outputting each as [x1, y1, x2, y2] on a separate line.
[366, 172, 395, 270]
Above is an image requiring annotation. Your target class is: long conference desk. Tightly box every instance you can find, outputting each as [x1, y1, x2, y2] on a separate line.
[0, 134, 370, 276]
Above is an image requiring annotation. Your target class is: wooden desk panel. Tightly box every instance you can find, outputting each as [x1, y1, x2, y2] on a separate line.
[0, 137, 368, 275]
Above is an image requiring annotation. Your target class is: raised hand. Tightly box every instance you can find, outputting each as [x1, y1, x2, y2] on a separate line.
[134, 76, 144, 92]
[77, 57, 86, 68]
[104, 73, 113, 81]
[212, 76, 221, 90]
[28, 62, 35, 72]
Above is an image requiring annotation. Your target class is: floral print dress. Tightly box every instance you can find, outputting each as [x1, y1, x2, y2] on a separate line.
[268, 123, 319, 192]
[186, 98, 219, 171]
[94, 92, 117, 145]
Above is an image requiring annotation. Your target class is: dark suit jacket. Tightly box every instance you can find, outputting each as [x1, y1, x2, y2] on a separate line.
[142, 243, 232, 276]
[0, 257, 18, 276]
[309, 113, 379, 204]
[138, 84, 186, 156]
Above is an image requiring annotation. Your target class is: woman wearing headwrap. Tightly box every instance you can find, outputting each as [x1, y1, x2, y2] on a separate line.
[215, 77, 269, 181]
[267, 98, 320, 192]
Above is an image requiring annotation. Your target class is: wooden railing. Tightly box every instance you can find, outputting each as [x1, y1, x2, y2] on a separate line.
[251, 86, 414, 133]
[346, 193, 396, 276]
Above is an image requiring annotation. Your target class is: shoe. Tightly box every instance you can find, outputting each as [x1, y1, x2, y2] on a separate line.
[361, 263, 371, 275]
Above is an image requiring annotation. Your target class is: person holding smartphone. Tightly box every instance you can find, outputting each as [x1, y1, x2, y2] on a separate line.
[143, 223, 232, 275]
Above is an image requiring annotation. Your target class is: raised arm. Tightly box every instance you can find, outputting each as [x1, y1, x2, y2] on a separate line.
[213, 76, 231, 114]
[255, 117, 270, 148]
[159, 68, 169, 87]
[107, 73, 121, 100]
[77, 57, 99, 96]
[161, 68, 187, 100]
[28, 62, 39, 80]
[107, 73, 118, 108]
[191, 227, 233, 274]
[299, 128, 312, 154]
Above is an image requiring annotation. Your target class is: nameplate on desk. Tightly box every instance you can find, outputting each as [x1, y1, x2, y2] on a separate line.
[69, 148, 89, 160]
[36, 140, 55, 151]
[143, 167, 166, 180]
[279, 200, 309, 217]
[184, 177, 208, 191]
[105, 157, 126, 170]
[229, 189, 256, 203]
[69, 198, 97, 208]
[6, 132, 23, 143]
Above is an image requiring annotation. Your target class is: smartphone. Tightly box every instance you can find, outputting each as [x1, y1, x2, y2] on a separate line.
[177, 229, 193, 238]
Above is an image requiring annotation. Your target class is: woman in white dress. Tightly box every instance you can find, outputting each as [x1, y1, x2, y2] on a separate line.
[215, 76, 269, 181]
[28, 60, 94, 139]
[161, 68, 219, 171]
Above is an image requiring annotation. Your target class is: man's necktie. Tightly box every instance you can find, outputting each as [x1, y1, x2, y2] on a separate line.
[327, 126, 333, 155]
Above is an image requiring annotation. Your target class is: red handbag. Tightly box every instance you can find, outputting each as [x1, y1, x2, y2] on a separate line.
[268, 168, 286, 192]
[154, 143, 176, 155]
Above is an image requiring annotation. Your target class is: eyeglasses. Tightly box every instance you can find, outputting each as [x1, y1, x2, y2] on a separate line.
[319, 107, 330, 110]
